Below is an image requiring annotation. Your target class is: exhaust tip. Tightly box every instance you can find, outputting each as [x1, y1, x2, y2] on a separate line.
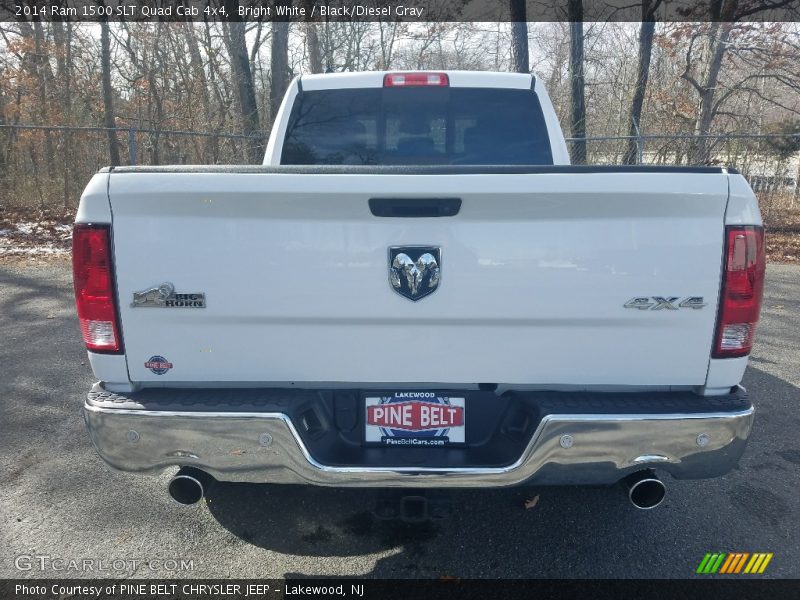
[624, 470, 666, 510]
[168, 467, 211, 506]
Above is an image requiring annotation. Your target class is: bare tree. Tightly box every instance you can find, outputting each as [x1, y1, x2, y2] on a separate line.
[624, 0, 662, 164]
[510, 0, 529, 73]
[52, 21, 74, 205]
[568, 0, 586, 164]
[17, 20, 57, 176]
[302, 0, 323, 74]
[223, 21, 262, 163]
[0, 61, 7, 183]
[100, 19, 121, 166]
[684, 20, 734, 164]
[182, 23, 218, 162]
[315, 21, 377, 72]
[305, 23, 323, 74]
[376, 21, 402, 69]
[270, 21, 290, 121]
[679, 0, 799, 163]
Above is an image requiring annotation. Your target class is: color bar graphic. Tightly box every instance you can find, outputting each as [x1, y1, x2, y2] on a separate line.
[698, 552, 773, 574]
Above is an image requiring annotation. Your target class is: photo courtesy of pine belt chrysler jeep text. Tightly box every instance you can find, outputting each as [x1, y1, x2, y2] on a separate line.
[72, 71, 765, 511]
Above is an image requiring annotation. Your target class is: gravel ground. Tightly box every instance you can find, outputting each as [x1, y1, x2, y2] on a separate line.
[0, 260, 798, 579]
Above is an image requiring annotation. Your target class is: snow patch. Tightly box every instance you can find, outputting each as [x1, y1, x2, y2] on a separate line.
[0, 245, 69, 256]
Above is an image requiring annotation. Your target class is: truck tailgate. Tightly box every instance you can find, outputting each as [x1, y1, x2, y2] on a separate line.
[108, 170, 729, 386]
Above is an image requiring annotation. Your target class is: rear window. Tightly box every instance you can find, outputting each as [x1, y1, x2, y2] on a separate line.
[281, 87, 553, 166]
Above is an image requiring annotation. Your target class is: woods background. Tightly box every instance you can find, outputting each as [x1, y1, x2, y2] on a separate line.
[1, 8, 800, 244]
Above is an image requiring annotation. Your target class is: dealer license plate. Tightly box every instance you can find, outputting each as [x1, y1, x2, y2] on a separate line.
[364, 392, 466, 447]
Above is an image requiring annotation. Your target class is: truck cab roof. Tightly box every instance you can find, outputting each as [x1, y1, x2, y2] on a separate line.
[298, 70, 536, 91]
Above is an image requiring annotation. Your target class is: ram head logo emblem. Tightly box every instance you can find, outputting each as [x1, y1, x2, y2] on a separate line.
[389, 246, 441, 301]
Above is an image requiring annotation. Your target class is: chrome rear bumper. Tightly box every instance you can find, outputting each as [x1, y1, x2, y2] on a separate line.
[83, 387, 754, 488]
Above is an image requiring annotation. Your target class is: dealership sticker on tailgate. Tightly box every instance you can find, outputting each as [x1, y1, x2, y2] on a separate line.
[365, 393, 465, 447]
[145, 355, 173, 375]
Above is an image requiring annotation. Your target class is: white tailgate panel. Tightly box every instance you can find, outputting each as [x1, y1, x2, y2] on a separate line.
[109, 173, 727, 386]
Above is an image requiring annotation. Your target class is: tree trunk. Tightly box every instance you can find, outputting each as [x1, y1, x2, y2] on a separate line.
[510, 0, 529, 73]
[32, 21, 55, 177]
[0, 71, 6, 182]
[270, 21, 291, 122]
[306, 24, 323, 74]
[100, 20, 121, 167]
[568, 0, 586, 164]
[224, 21, 263, 163]
[687, 0, 740, 165]
[148, 23, 167, 165]
[623, 4, 658, 165]
[203, 21, 227, 163]
[185, 23, 217, 162]
[377, 21, 399, 70]
[691, 21, 733, 165]
[51, 21, 69, 82]
[303, 2, 323, 75]
[52, 20, 74, 206]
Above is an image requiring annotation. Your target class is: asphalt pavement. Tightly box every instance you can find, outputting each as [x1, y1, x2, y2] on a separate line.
[1, 260, 798, 579]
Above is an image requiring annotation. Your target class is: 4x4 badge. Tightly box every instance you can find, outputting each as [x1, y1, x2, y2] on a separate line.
[132, 282, 206, 308]
[624, 296, 706, 310]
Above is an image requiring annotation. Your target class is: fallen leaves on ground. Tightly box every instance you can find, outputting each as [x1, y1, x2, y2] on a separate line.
[764, 207, 800, 263]
[524, 495, 540, 510]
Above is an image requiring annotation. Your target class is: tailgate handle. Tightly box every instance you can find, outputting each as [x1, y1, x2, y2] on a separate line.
[369, 197, 461, 218]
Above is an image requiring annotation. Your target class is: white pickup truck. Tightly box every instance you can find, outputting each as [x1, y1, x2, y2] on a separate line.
[74, 71, 764, 512]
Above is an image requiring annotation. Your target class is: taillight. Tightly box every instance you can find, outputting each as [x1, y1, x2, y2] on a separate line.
[713, 225, 765, 358]
[72, 224, 122, 354]
[383, 72, 449, 87]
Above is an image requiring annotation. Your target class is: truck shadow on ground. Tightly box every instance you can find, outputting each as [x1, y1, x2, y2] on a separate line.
[205, 481, 625, 571]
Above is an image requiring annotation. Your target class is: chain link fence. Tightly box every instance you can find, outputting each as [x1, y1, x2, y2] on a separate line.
[565, 133, 800, 221]
[567, 133, 800, 188]
[0, 124, 263, 211]
[1, 124, 799, 215]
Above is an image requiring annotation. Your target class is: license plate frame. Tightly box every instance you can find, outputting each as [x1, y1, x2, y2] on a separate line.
[363, 392, 466, 448]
